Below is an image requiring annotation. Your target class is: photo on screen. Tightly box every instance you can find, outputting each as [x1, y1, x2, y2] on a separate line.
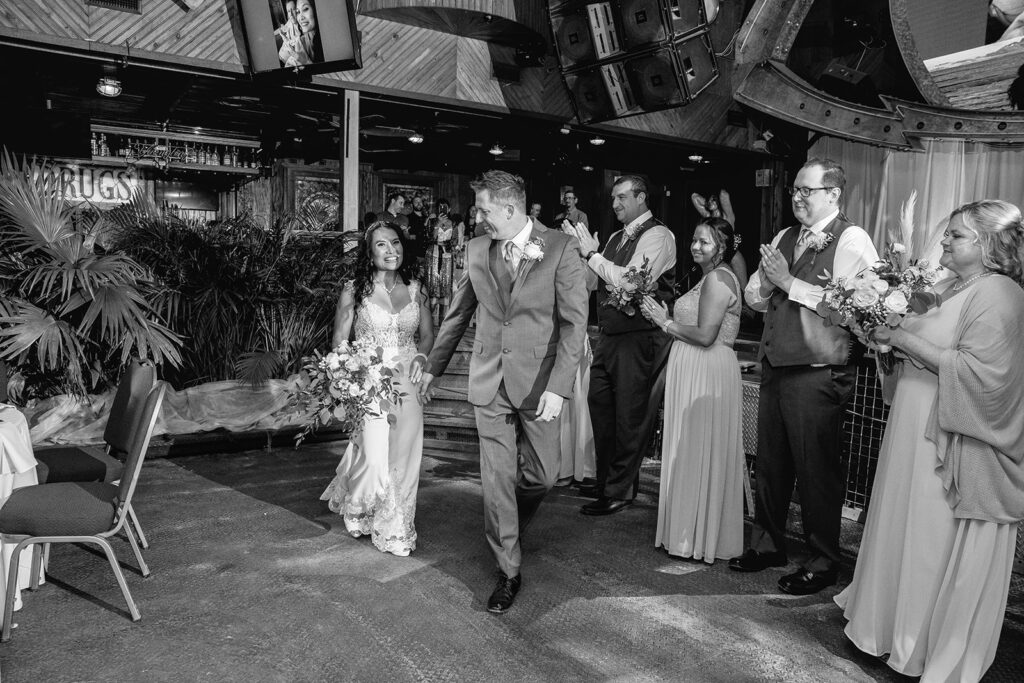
[237, 0, 360, 76]
[270, 0, 324, 68]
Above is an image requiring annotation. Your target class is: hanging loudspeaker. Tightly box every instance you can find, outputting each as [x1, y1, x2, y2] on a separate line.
[617, 0, 670, 49]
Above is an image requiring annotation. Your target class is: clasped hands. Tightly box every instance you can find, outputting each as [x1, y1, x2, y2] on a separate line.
[757, 244, 794, 293]
[639, 295, 669, 327]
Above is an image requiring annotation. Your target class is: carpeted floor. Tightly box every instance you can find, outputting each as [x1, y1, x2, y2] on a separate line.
[0, 444, 1021, 682]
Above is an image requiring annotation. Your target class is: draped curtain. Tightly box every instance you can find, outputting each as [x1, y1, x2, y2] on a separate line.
[809, 137, 1024, 262]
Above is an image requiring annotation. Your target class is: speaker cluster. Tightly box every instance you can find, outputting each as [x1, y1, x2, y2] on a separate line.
[549, 0, 720, 124]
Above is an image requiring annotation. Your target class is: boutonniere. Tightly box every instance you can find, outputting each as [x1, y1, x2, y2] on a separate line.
[807, 232, 835, 253]
[521, 237, 545, 261]
[622, 225, 639, 242]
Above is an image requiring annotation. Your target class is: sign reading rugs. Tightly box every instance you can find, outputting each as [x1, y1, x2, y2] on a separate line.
[50, 163, 139, 205]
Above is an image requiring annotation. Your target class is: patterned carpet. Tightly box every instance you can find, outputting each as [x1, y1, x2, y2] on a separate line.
[1, 445, 1021, 682]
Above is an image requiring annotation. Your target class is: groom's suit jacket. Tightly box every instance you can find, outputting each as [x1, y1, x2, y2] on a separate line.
[426, 221, 588, 410]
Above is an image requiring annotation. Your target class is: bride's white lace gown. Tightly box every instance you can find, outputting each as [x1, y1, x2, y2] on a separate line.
[320, 282, 424, 556]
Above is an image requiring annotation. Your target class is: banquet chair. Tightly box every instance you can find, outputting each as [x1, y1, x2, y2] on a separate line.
[0, 382, 167, 642]
[34, 358, 157, 548]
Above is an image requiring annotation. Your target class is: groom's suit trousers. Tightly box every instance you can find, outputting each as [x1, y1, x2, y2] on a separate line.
[474, 381, 561, 578]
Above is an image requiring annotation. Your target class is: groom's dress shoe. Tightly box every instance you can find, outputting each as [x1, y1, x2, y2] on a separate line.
[576, 483, 602, 498]
[728, 549, 788, 572]
[580, 497, 632, 515]
[778, 568, 837, 595]
[487, 572, 522, 614]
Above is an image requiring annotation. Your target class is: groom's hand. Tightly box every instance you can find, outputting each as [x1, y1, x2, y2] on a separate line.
[417, 372, 436, 405]
[535, 391, 564, 422]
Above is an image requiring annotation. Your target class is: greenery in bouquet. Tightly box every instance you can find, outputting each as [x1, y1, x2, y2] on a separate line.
[292, 340, 406, 445]
[816, 192, 941, 373]
[603, 256, 655, 317]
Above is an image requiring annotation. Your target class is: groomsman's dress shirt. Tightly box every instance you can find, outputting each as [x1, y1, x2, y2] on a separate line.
[744, 209, 877, 312]
[585, 210, 676, 290]
[501, 219, 535, 273]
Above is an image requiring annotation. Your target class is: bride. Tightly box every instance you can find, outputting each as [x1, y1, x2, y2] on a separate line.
[321, 221, 434, 556]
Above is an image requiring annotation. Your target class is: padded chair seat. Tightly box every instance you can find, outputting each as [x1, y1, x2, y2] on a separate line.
[34, 446, 123, 484]
[0, 482, 117, 536]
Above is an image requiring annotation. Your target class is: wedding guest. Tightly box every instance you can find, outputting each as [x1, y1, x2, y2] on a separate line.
[836, 199, 1024, 682]
[383, 192, 409, 229]
[556, 188, 590, 228]
[640, 217, 744, 563]
[732, 159, 878, 594]
[691, 189, 748, 290]
[566, 175, 676, 515]
[406, 193, 428, 261]
[529, 202, 544, 225]
[321, 221, 434, 556]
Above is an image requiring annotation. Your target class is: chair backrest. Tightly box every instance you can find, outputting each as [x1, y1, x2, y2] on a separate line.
[104, 359, 157, 454]
[115, 382, 166, 523]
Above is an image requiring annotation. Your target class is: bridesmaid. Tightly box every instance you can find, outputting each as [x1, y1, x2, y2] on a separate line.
[836, 200, 1024, 682]
[640, 217, 744, 563]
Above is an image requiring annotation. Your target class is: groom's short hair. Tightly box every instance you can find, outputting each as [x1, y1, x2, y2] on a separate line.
[471, 170, 526, 213]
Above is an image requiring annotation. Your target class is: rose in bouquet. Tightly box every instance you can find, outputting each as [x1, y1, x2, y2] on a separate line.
[603, 256, 656, 317]
[291, 339, 405, 445]
[816, 246, 940, 372]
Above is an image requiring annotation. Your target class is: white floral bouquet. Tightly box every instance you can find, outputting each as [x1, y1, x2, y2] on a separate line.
[603, 256, 655, 317]
[816, 234, 940, 373]
[292, 340, 405, 445]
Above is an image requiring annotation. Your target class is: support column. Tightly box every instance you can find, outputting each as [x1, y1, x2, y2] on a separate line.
[341, 89, 359, 232]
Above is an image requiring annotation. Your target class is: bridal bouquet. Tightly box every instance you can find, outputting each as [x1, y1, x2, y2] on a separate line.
[292, 340, 405, 445]
[603, 256, 655, 317]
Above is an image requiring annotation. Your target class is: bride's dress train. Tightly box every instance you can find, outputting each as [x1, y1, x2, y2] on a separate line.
[321, 282, 424, 556]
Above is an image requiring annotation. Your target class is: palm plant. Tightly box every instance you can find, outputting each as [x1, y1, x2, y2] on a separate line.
[107, 198, 356, 388]
[0, 150, 182, 399]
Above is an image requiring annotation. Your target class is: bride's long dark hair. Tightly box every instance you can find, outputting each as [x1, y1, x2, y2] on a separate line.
[351, 221, 418, 307]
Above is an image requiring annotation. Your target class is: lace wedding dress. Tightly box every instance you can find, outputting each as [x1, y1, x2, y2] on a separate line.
[320, 282, 424, 556]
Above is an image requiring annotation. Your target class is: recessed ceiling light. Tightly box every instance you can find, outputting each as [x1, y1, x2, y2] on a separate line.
[559, 126, 571, 135]
[688, 154, 703, 162]
[408, 132, 424, 144]
[582, 164, 594, 171]
[96, 77, 122, 97]
[589, 135, 606, 146]
[489, 144, 504, 156]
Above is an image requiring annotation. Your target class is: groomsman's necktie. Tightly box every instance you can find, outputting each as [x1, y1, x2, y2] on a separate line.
[793, 227, 813, 260]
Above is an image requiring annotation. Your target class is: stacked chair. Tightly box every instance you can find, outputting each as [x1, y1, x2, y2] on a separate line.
[34, 359, 157, 548]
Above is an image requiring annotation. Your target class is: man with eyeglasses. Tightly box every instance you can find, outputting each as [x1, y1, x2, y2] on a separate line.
[731, 158, 878, 595]
[556, 189, 589, 229]
[567, 175, 676, 515]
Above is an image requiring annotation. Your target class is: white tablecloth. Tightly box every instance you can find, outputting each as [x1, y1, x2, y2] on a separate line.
[0, 405, 45, 623]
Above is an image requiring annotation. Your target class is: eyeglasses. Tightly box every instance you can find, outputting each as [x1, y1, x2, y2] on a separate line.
[788, 186, 834, 198]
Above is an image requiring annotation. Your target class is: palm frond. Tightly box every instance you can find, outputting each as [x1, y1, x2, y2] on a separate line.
[235, 349, 284, 389]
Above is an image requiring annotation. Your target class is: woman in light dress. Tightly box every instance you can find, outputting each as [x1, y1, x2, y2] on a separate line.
[640, 217, 744, 563]
[321, 221, 434, 557]
[836, 200, 1024, 682]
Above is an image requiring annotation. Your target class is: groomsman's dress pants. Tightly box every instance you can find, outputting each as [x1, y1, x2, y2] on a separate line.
[750, 362, 855, 573]
[589, 328, 671, 501]
[474, 381, 560, 578]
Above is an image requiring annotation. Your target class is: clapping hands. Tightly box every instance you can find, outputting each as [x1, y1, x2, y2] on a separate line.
[639, 295, 669, 326]
[562, 220, 600, 254]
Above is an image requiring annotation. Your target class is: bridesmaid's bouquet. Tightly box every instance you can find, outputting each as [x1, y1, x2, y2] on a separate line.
[292, 340, 405, 445]
[603, 256, 656, 317]
[815, 193, 941, 373]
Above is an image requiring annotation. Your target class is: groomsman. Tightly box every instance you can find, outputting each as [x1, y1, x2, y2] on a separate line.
[732, 158, 878, 595]
[567, 175, 676, 515]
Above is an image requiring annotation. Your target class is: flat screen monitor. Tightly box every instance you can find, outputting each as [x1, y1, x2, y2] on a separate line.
[236, 0, 361, 76]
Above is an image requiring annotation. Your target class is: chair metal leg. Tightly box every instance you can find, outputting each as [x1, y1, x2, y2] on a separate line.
[29, 545, 42, 590]
[123, 523, 151, 577]
[126, 504, 149, 549]
[93, 537, 140, 622]
[2, 538, 29, 642]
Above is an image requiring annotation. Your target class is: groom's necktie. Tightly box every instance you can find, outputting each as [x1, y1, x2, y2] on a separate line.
[503, 240, 520, 280]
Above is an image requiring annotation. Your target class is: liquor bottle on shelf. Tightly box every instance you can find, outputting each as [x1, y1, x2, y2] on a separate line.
[99, 134, 109, 157]
[90, 133, 98, 157]
[230, 146, 238, 167]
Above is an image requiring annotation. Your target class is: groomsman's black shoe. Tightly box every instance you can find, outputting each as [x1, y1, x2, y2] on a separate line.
[728, 549, 788, 572]
[487, 572, 522, 614]
[580, 497, 632, 515]
[778, 568, 837, 595]
[576, 483, 602, 498]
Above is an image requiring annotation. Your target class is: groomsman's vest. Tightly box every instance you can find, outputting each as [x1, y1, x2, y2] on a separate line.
[759, 215, 854, 366]
[596, 216, 675, 335]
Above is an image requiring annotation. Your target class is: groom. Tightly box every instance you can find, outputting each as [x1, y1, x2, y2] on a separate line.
[418, 170, 588, 613]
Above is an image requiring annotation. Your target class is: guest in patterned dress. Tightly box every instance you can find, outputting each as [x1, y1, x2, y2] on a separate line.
[321, 221, 435, 556]
[836, 199, 1024, 682]
[640, 218, 744, 563]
